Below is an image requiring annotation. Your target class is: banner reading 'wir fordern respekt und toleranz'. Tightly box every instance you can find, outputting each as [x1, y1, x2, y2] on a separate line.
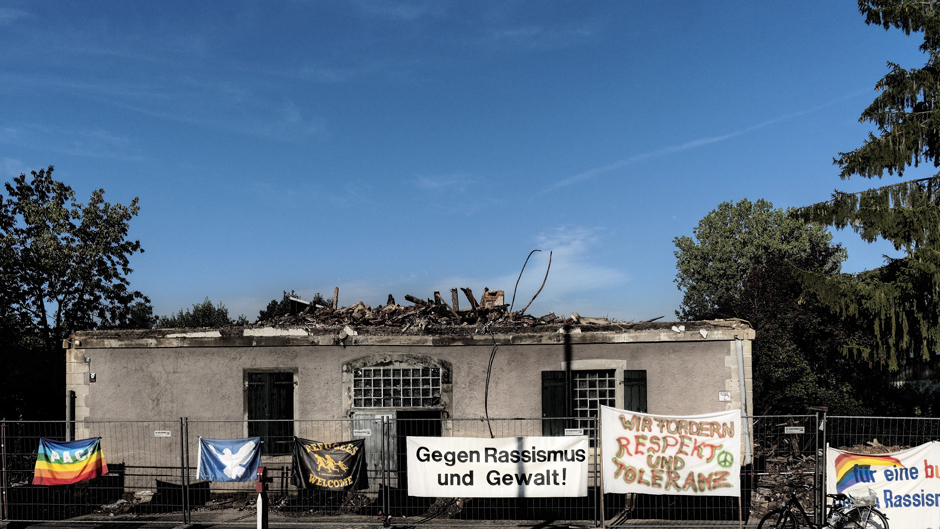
[601, 406, 741, 497]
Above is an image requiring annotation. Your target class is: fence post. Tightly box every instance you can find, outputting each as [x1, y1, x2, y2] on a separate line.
[180, 417, 189, 525]
[1, 421, 7, 521]
[816, 409, 827, 527]
[65, 391, 75, 441]
[595, 415, 602, 528]
[382, 415, 390, 518]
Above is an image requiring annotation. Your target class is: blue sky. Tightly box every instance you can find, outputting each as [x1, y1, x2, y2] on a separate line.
[0, 1, 929, 323]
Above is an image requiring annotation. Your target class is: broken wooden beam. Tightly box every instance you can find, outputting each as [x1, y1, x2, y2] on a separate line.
[461, 288, 479, 310]
[405, 294, 427, 306]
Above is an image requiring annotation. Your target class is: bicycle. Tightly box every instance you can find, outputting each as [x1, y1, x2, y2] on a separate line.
[758, 481, 889, 529]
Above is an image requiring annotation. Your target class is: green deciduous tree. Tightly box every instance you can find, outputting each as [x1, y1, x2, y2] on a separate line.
[100, 300, 158, 330]
[0, 166, 147, 418]
[674, 198, 844, 320]
[675, 199, 912, 414]
[257, 290, 329, 321]
[795, 0, 940, 368]
[157, 298, 246, 328]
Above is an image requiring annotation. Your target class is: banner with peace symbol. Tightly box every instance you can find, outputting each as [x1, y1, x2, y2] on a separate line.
[600, 405, 742, 497]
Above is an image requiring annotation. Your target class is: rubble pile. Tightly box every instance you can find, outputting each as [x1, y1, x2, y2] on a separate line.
[248, 288, 605, 331]
[752, 436, 902, 518]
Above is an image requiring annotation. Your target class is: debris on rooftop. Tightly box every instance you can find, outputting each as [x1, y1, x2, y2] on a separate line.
[248, 287, 578, 331]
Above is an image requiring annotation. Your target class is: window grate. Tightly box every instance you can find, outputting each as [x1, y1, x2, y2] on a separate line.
[571, 369, 616, 440]
[353, 367, 442, 408]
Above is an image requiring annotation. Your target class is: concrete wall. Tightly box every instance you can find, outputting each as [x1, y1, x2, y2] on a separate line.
[63, 323, 754, 490]
[65, 324, 754, 423]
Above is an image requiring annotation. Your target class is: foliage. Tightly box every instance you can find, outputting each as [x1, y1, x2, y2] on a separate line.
[673, 198, 844, 320]
[0, 166, 147, 418]
[795, 1, 940, 368]
[157, 297, 247, 328]
[739, 248, 905, 415]
[100, 300, 157, 330]
[257, 290, 329, 321]
[673, 199, 923, 414]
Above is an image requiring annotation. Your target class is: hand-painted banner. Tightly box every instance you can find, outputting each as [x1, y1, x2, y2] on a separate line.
[292, 438, 369, 491]
[33, 437, 108, 486]
[406, 436, 589, 498]
[827, 442, 940, 529]
[601, 406, 741, 497]
[196, 437, 261, 482]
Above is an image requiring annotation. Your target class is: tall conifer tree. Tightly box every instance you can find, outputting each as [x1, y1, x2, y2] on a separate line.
[797, 1, 940, 368]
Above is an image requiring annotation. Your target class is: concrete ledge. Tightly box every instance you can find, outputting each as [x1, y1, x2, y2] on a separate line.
[69, 321, 754, 349]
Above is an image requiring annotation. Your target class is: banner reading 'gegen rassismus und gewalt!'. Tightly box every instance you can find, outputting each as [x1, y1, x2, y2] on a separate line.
[406, 436, 589, 498]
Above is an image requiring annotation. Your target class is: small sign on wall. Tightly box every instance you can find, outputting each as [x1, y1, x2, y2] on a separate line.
[154, 430, 172, 438]
[718, 391, 731, 402]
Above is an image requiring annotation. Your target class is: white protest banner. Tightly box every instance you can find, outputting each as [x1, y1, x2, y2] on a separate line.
[827, 442, 940, 529]
[601, 405, 741, 496]
[406, 436, 589, 498]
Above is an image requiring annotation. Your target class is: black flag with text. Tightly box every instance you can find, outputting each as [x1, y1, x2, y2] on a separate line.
[291, 438, 368, 491]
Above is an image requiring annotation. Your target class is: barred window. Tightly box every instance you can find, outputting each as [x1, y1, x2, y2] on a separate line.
[571, 370, 617, 438]
[353, 367, 442, 408]
[542, 368, 646, 444]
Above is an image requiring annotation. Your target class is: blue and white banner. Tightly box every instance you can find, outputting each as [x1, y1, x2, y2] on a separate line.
[197, 437, 261, 482]
[827, 442, 940, 529]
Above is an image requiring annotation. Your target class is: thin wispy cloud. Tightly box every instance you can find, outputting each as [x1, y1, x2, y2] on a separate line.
[0, 157, 30, 179]
[547, 91, 870, 193]
[436, 226, 627, 314]
[353, 0, 442, 21]
[0, 7, 29, 25]
[6, 70, 331, 143]
[474, 21, 600, 52]
[413, 173, 477, 192]
[0, 124, 143, 161]
[279, 226, 627, 318]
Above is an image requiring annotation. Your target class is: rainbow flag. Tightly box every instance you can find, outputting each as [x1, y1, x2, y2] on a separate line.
[832, 452, 902, 493]
[33, 437, 108, 486]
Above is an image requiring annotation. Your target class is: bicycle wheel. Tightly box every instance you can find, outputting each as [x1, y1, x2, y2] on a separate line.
[844, 507, 888, 529]
[758, 508, 798, 529]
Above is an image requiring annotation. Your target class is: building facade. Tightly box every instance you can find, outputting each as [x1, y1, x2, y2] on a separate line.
[65, 320, 754, 451]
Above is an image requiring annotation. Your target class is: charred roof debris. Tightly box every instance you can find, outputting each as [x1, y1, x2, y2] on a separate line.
[250, 287, 567, 332]
[240, 286, 743, 337]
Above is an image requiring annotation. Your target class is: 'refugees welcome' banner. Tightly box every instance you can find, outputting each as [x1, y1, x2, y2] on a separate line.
[827, 442, 940, 529]
[33, 437, 108, 486]
[601, 406, 741, 497]
[292, 438, 369, 491]
[407, 436, 589, 498]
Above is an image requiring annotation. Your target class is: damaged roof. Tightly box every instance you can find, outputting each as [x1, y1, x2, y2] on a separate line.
[69, 288, 753, 345]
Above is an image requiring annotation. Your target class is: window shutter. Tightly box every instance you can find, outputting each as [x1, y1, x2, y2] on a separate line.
[246, 372, 295, 455]
[624, 370, 647, 413]
[541, 371, 568, 436]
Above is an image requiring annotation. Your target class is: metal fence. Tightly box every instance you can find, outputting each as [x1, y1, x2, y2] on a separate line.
[0, 414, 928, 527]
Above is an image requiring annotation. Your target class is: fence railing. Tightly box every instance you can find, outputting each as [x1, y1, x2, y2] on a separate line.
[0, 414, 927, 527]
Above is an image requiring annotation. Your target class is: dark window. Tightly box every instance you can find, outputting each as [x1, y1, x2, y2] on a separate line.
[246, 371, 294, 455]
[541, 371, 568, 437]
[542, 369, 647, 442]
[623, 369, 648, 413]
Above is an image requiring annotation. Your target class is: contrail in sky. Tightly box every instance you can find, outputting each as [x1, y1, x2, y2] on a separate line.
[544, 90, 868, 193]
